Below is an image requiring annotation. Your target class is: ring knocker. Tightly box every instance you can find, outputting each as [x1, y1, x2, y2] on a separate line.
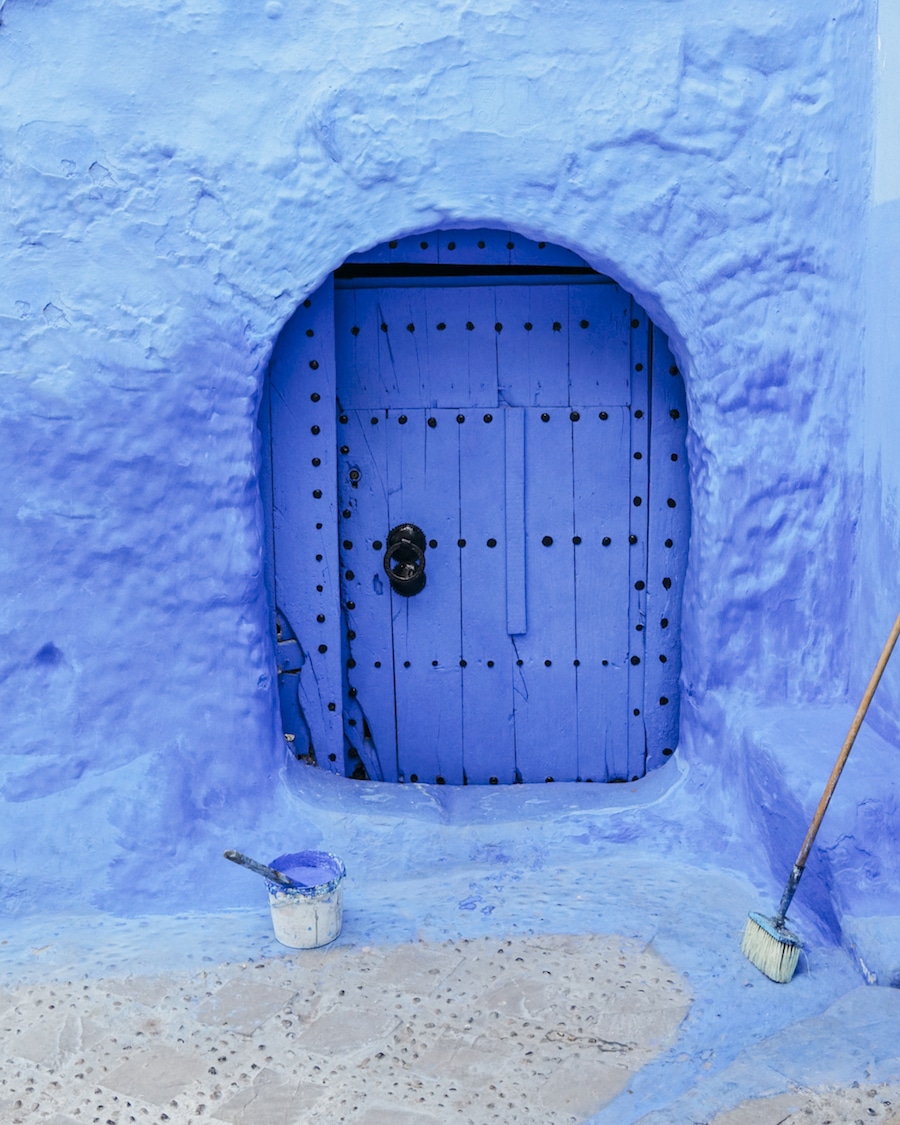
[383, 523, 427, 597]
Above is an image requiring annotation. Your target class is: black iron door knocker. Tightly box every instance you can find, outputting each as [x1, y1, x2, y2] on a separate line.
[383, 523, 427, 596]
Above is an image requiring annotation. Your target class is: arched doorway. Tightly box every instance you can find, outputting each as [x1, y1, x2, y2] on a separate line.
[264, 230, 689, 784]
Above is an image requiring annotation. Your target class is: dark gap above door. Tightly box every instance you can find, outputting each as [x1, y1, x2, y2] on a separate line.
[335, 264, 608, 280]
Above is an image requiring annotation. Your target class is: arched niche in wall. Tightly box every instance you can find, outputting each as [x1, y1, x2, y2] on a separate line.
[261, 229, 689, 785]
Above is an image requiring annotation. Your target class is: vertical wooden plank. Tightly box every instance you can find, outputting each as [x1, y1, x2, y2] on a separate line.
[377, 289, 426, 408]
[422, 284, 468, 409]
[265, 386, 313, 758]
[337, 286, 498, 410]
[495, 286, 569, 407]
[334, 288, 388, 410]
[336, 287, 455, 410]
[373, 289, 428, 408]
[512, 407, 578, 783]
[567, 283, 632, 406]
[644, 327, 690, 772]
[258, 377, 276, 615]
[269, 278, 344, 771]
[338, 409, 398, 781]
[389, 409, 464, 785]
[419, 288, 497, 408]
[274, 614, 312, 756]
[504, 408, 526, 636]
[572, 407, 631, 781]
[624, 303, 651, 781]
[459, 408, 516, 784]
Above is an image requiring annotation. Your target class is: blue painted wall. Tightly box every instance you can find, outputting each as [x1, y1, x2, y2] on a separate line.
[0, 0, 890, 939]
[855, 3, 900, 743]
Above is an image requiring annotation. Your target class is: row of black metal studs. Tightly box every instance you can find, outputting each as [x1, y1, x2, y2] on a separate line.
[336, 417, 681, 524]
[387, 238, 549, 250]
[626, 307, 651, 776]
[336, 536, 674, 552]
[343, 550, 674, 584]
[645, 349, 685, 765]
[337, 412, 655, 426]
[301, 302, 343, 728]
[404, 771, 653, 784]
[355, 655, 671, 681]
[352, 411, 631, 425]
[353, 319, 596, 334]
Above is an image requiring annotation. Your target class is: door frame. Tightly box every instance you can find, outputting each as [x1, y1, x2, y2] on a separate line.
[262, 229, 688, 783]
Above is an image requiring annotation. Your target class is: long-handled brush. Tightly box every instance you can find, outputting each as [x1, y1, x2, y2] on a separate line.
[742, 609, 900, 983]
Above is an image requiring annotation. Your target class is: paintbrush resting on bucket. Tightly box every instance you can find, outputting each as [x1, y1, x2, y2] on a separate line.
[742, 610, 900, 983]
[223, 849, 306, 887]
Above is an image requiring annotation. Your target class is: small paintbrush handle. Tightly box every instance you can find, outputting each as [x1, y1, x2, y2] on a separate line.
[224, 849, 295, 886]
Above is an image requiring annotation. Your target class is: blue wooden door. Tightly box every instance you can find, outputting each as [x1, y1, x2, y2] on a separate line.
[268, 230, 689, 784]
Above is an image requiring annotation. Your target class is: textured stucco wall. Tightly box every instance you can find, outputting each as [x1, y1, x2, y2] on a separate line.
[0, 0, 877, 915]
[855, 2, 900, 742]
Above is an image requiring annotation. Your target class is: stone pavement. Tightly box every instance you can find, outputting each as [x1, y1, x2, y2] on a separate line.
[4, 928, 900, 1124]
[1, 932, 691, 1124]
[708, 1084, 900, 1124]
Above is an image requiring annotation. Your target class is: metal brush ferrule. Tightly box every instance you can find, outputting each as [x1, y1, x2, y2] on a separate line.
[774, 863, 803, 929]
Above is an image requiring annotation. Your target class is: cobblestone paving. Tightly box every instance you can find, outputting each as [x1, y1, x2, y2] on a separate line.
[0, 933, 691, 1124]
[707, 1082, 900, 1125]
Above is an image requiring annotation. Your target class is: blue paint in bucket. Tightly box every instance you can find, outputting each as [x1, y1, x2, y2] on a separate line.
[265, 850, 346, 948]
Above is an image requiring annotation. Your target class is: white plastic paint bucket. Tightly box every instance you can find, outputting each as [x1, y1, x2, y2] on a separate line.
[265, 851, 346, 949]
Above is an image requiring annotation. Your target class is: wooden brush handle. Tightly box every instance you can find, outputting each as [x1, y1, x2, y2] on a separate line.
[795, 610, 900, 872]
[223, 849, 295, 886]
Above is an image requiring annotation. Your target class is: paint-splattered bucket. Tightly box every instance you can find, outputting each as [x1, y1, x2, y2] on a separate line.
[265, 851, 346, 949]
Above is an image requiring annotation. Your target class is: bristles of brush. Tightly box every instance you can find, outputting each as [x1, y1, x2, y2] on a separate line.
[741, 912, 802, 984]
